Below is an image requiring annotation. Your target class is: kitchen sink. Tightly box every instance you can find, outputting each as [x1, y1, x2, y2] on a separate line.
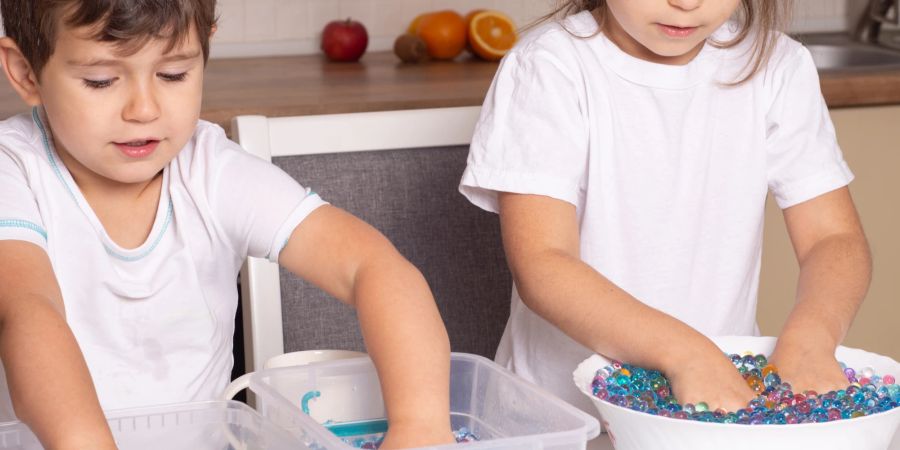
[806, 43, 900, 71]
[797, 32, 900, 72]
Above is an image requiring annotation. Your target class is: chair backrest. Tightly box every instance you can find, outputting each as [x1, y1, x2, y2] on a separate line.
[232, 107, 512, 373]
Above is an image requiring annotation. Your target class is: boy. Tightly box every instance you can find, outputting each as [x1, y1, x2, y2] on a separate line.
[0, 1, 455, 448]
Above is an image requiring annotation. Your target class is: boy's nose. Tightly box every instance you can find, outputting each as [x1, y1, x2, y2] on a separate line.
[122, 85, 161, 123]
[668, 0, 702, 11]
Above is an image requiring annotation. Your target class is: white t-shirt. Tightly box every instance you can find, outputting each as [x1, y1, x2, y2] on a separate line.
[459, 12, 853, 413]
[0, 108, 326, 418]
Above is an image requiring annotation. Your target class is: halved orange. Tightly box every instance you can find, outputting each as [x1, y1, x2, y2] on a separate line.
[468, 10, 517, 61]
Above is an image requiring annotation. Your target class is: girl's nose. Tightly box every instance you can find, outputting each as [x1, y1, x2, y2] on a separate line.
[668, 0, 702, 11]
[122, 83, 161, 123]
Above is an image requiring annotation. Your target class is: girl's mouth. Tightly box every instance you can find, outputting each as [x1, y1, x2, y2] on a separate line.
[115, 139, 160, 158]
[658, 24, 698, 38]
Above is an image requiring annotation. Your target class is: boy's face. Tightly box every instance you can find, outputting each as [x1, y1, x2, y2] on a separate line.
[36, 23, 205, 186]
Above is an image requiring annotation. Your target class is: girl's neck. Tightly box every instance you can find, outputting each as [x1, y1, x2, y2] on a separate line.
[596, 9, 705, 66]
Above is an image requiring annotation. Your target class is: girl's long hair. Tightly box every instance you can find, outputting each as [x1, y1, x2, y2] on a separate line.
[530, 1, 794, 84]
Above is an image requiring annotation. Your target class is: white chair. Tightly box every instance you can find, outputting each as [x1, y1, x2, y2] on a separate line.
[224, 106, 513, 405]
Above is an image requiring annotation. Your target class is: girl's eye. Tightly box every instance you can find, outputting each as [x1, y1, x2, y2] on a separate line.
[158, 72, 188, 82]
[82, 78, 115, 89]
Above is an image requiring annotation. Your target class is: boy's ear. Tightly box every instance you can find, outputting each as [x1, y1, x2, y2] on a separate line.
[0, 37, 42, 106]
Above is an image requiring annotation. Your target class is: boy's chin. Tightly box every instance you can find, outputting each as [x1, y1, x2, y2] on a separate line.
[100, 167, 166, 186]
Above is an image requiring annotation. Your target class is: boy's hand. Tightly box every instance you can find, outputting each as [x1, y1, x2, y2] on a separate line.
[379, 421, 456, 449]
[664, 343, 757, 413]
[770, 338, 848, 395]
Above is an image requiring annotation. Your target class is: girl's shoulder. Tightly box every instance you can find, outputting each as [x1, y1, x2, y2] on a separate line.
[711, 24, 810, 80]
[510, 11, 599, 59]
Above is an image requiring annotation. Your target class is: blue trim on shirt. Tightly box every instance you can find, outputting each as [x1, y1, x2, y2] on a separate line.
[32, 107, 77, 202]
[31, 106, 174, 262]
[104, 200, 174, 262]
[0, 219, 48, 241]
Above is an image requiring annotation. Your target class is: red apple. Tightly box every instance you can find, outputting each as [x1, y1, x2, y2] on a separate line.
[321, 18, 369, 62]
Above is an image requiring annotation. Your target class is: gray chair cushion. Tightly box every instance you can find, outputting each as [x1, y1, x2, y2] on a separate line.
[273, 145, 512, 358]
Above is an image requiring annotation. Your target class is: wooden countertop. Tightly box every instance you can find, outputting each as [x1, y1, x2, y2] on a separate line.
[2, 51, 899, 134]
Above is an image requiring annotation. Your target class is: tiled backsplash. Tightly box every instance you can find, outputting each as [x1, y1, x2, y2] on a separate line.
[0, 0, 859, 58]
[212, 0, 853, 58]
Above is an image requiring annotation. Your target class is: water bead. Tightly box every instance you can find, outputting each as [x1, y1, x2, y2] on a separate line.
[591, 354, 898, 426]
[345, 427, 479, 448]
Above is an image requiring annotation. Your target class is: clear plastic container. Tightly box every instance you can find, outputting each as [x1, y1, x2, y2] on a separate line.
[248, 352, 600, 449]
[0, 400, 305, 449]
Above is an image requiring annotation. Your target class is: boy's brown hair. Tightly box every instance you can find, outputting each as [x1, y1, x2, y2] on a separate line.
[1, 0, 217, 78]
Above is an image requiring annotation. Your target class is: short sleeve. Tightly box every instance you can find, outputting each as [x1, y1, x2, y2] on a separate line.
[459, 41, 589, 213]
[765, 47, 853, 209]
[204, 135, 327, 263]
[0, 147, 48, 251]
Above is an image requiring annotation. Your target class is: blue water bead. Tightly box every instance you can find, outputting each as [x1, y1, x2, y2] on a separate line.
[741, 355, 757, 369]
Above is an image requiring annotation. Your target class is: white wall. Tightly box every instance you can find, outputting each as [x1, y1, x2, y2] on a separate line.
[0, 0, 860, 58]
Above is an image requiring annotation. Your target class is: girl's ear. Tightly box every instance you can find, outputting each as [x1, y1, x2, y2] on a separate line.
[0, 37, 42, 106]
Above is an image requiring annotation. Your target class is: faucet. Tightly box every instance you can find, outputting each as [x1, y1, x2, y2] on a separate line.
[854, 0, 900, 43]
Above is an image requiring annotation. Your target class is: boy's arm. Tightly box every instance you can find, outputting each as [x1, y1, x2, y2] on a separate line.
[278, 205, 454, 449]
[770, 186, 871, 393]
[0, 241, 115, 449]
[498, 192, 756, 412]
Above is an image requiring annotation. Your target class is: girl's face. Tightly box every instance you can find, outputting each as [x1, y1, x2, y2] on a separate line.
[603, 0, 742, 65]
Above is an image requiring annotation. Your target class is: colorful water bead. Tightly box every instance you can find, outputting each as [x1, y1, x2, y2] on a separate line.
[344, 427, 479, 448]
[590, 353, 900, 425]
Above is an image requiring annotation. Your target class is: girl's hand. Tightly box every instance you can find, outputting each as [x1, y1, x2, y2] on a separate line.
[770, 338, 849, 395]
[379, 422, 456, 449]
[665, 344, 757, 413]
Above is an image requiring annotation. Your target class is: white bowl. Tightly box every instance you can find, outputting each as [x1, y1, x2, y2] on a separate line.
[573, 336, 900, 450]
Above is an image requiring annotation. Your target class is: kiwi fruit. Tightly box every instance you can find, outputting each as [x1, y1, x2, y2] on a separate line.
[394, 34, 429, 63]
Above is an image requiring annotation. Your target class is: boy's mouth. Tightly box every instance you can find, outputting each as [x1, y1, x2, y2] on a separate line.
[114, 139, 160, 158]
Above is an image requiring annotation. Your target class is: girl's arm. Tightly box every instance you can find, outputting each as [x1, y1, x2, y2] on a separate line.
[0, 241, 115, 449]
[278, 205, 454, 449]
[770, 187, 870, 393]
[499, 192, 756, 412]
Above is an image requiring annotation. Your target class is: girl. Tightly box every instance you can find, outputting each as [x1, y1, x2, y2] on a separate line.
[460, 0, 871, 415]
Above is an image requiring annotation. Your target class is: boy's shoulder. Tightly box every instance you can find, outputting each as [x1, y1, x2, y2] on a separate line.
[177, 119, 239, 162]
[170, 119, 256, 181]
[0, 111, 48, 166]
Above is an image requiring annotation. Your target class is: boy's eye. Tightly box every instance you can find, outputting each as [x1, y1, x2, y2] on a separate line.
[82, 78, 116, 89]
[158, 72, 188, 82]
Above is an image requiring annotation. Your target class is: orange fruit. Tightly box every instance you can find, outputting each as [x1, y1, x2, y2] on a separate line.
[464, 9, 486, 54]
[468, 10, 517, 61]
[415, 10, 467, 60]
[465, 9, 486, 29]
[407, 13, 432, 35]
